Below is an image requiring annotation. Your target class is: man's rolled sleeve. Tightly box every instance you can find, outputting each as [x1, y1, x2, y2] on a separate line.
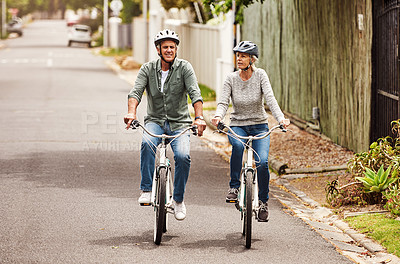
[183, 62, 203, 106]
[128, 65, 148, 103]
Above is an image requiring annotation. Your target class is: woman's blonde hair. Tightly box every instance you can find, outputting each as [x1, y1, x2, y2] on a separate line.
[251, 55, 258, 71]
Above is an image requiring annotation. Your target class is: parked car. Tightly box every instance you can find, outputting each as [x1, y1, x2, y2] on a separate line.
[7, 18, 23, 36]
[68, 24, 92, 48]
[66, 15, 79, 27]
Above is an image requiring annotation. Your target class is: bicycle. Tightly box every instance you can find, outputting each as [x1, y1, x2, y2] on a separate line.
[216, 122, 286, 249]
[130, 120, 197, 245]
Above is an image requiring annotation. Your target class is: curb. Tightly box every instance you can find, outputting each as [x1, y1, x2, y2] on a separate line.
[275, 177, 400, 264]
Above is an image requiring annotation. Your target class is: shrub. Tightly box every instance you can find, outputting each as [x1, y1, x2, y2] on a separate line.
[326, 119, 400, 209]
[383, 183, 400, 216]
[355, 165, 397, 193]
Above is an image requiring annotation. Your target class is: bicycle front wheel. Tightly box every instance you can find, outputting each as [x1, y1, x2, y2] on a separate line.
[154, 167, 167, 245]
[244, 170, 253, 249]
[163, 167, 172, 233]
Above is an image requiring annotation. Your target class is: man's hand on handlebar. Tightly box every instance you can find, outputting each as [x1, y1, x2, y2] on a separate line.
[193, 119, 206, 137]
[124, 113, 136, 130]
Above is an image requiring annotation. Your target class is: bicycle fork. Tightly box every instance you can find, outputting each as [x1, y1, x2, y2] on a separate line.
[238, 144, 259, 218]
[150, 146, 173, 212]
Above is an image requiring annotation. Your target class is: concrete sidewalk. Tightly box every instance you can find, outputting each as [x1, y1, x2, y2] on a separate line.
[105, 57, 400, 264]
[0, 40, 6, 49]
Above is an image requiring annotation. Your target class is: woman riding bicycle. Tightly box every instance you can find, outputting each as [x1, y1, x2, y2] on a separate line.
[211, 41, 290, 222]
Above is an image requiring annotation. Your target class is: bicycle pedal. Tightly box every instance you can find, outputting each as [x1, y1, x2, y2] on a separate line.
[140, 203, 151, 206]
[226, 199, 237, 203]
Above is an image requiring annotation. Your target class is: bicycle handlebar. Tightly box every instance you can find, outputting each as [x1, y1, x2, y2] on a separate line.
[130, 120, 198, 138]
[216, 122, 286, 140]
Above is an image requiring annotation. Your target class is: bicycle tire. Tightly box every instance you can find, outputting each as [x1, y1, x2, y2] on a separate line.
[245, 170, 253, 249]
[241, 172, 246, 236]
[154, 167, 167, 245]
[163, 168, 172, 233]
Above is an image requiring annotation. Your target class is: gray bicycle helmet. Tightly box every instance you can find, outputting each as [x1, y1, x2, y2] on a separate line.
[154, 29, 180, 46]
[233, 41, 259, 58]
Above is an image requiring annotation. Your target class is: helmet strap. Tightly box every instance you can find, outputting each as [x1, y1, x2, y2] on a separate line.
[158, 52, 176, 68]
[243, 61, 252, 71]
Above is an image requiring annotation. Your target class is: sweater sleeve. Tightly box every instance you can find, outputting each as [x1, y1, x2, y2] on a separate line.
[214, 74, 233, 119]
[260, 70, 285, 123]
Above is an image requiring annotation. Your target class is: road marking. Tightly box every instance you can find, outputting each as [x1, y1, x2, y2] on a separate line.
[47, 58, 53, 67]
[0, 58, 48, 64]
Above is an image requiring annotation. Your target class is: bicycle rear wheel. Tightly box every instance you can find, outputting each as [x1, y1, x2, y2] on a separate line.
[154, 167, 167, 245]
[244, 170, 253, 249]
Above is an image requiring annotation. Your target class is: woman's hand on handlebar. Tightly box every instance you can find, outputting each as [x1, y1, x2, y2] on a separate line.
[279, 118, 290, 129]
[124, 113, 136, 130]
[211, 116, 221, 127]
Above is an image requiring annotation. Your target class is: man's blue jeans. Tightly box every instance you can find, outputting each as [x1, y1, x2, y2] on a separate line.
[140, 121, 191, 203]
[228, 123, 271, 203]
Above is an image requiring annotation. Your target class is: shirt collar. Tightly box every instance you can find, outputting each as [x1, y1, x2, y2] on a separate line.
[156, 58, 177, 73]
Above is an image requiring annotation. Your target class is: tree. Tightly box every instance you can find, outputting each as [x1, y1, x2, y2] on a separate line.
[6, 0, 103, 17]
[160, 0, 190, 11]
[64, 0, 102, 11]
[120, 0, 141, 24]
[202, 0, 265, 24]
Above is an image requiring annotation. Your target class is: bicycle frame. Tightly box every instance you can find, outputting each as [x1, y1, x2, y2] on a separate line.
[238, 138, 259, 214]
[217, 122, 286, 248]
[130, 120, 197, 245]
[150, 138, 173, 210]
[219, 122, 284, 211]
[132, 119, 197, 209]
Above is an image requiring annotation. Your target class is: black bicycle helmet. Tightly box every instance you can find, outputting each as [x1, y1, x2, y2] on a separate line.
[154, 29, 180, 47]
[233, 41, 259, 58]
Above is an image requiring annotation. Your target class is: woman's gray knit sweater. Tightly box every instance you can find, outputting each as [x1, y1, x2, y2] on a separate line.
[215, 68, 285, 126]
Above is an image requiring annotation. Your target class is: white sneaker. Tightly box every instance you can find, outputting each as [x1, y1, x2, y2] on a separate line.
[138, 192, 151, 205]
[173, 200, 186, 221]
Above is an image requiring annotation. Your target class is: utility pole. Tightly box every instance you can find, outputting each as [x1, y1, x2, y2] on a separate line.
[143, 0, 148, 61]
[103, 0, 109, 47]
[1, 0, 6, 39]
[232, 0, 237, 71]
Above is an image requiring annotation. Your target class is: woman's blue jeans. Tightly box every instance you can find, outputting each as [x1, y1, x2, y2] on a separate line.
[140, 121, 191, 203]
[228, 123, 271, 203]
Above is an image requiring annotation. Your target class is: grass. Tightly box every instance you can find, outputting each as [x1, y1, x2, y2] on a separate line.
[188, 83, 216, 104]
[344, 213, 400, 257]
[199, 83, 216, 102]
[95, 47, 132, 57]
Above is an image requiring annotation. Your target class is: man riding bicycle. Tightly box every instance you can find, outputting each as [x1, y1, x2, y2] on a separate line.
[124, 29, 206, 221]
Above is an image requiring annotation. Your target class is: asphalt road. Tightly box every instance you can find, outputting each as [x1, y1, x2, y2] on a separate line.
[0, 20, 353, 263]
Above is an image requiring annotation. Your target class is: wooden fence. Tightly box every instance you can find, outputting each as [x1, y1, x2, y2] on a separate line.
[241, 0, 372, 152]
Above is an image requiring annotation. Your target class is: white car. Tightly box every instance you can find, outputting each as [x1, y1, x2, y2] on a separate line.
[7, 18, 23, 36]
[68, 24, 92, 48]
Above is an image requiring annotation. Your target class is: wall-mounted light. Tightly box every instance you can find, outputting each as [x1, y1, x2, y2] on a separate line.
[312, 106, 320, 121]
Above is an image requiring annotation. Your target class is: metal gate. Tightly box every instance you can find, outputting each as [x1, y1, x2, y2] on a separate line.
[372, 0, 400, 142]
